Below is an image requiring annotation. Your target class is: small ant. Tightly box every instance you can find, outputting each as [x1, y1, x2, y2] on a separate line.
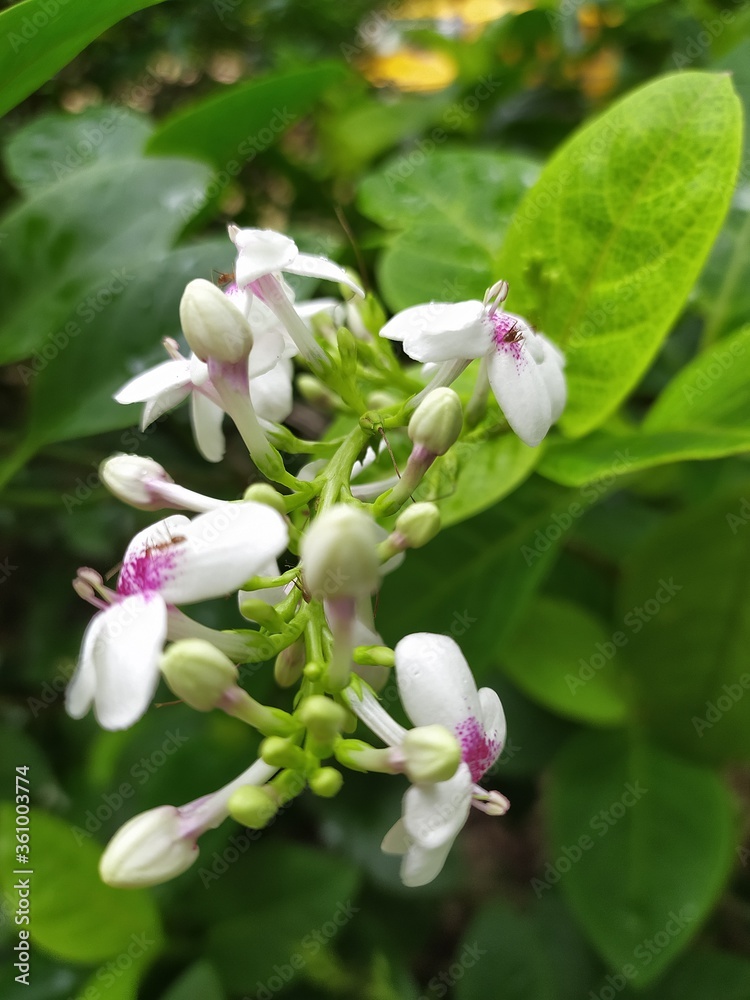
[213, 270, 235, 287]
[502, 320, 524, 345]
[145, 535, 186, 557]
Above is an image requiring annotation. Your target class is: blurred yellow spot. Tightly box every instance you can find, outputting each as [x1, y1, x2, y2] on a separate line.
[360, 47, 458, 92]
[577, 46, 621, 99]
[151, 52, 184, 84]
[577, 3, 603, 42]
[396, 0, 533, 25]
[207, 51, 246, 85]
[60, 86, 102, 114]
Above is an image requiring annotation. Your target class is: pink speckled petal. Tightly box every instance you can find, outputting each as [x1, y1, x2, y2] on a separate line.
[394, 632, 482, 732]
[487, 335, 552, 448]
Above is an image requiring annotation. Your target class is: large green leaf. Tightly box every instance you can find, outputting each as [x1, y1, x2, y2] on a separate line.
[539, 324, 750, 486]
[497, 72, 742, 437]
[160, 962, 225, 1000]
[0, 156, 212, 366]
[146, 63, 346, 167]
[206, 840, 360, 995]
[501, 596, 630, 725]
[357, 149, 539, 310]
[545, 731, 735, 984]
[3, 108, 152, 193]
[0, 0, 167, 118]
[618, 488, 750, 763]
[0, 806, 161, 964]
[623, 948, 750, 999]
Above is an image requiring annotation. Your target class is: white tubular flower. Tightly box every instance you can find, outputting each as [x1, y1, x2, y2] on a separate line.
[373, 633, 508, 887]
[100, 454, 225, 512]
[65, 504, 288, 731]
[380, 282, 566, 447]
[100, 757, 276, 888]
[228, 225, 364, 367]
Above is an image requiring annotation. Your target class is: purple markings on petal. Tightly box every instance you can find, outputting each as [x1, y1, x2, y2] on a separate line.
[491, 313, 526, 365]
[455, 716, 500, 782]
[117, 544, 182, 597]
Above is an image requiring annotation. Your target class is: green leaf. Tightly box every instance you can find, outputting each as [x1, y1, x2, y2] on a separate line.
[501, 597, 630, 725]
[455, 900, 555, 1000]
[539, 324, 750, 486]
[146, 63, 346, 167]
[0, 806, 161, 964]
[206, 840, 360, 995]
[160, 962, 225, 1000]
[545, 731, 735, 985]
[697, 201, 750, 346]
[497, 72, 742, 437]
[618, 488, 750, 763]
[417, 431, 540, 527]
[0, 0, 167, 119]
[626, 948, 750, 999]
[0, 156, 212, 366]
[3, 108, 152, 193]
[358, 149, 539, 311]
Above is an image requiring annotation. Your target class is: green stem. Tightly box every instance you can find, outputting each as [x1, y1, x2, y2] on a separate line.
[702, 205, 750, 349]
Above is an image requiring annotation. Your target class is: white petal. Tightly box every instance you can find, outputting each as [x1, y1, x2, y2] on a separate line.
[487, 338, 552, 448]
[233, 228, 298, 285]
[114, 360, 192, 405]
[247, 315, 293, 379]
[296, 297, 338, 321]
[395, 633, 482, 732]
[190, 391, 226, 463]
[478, 687, 506, 755]
[284, 253, 364, 297]
[66, 611, 107, 719]
[380, 301, 489, 363]
[400, 836, 456, 888]
[538, 334, 567, 423]
[140, 383, 193, 430]
[90, 595, 167, 730]
[249, 357, 294, 424]
[381, 818, 408, 855]
[402, 763, 473, 850]
[158, 503, 289, 605]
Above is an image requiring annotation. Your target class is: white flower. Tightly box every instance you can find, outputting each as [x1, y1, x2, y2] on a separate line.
[229, 225, 363, 366]
[65, 504, 288, 731]
[384, 633, 508, 887]
[380, 282, 566, 447]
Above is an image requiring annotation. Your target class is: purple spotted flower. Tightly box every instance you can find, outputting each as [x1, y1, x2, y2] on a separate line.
[65, 504, 288, 731]
[383, 632, 508, 887]
[379, 281, 566, 447]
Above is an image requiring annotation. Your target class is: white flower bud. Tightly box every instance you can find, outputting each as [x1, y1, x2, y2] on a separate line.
[301, 505, 381, 600]
[401, 725, 461, 783]
[160, 639, 238, 712]
[408, 387, 463, 456]
[394, 503, 441, 549]
[100, 454, 173, 510]
[99, 806, 197, 888]
[180, 278, 254, 363]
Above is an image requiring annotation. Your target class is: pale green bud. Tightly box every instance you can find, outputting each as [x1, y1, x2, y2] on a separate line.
[297, 374, 340, 410]
[227, 786, 278, 829]
[160, 639, 237, 712]
[180, 278, 253, 363]
[308, 768, 344, 798]
[261, 737, 309, 770]
[301, 504, 381, 600]
[401, 725, 461, 783]
[296, 696, 348, 741]
[408, 388, 463, 456]
[394, 503, 441, 549]
[242, 484, 287, 516]
[99, 806, 196, 888]
[274, 641, 306, 688]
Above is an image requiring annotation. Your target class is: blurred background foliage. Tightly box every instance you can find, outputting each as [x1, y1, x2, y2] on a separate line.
[2, 0, 750, 998]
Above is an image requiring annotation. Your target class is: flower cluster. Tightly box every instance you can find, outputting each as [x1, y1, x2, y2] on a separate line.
[66, 224, 566, 890]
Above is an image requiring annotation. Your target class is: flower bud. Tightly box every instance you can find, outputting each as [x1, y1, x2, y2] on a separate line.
[401, 725, 461, 783]
[296, 696, 348, 741]
[242, 484, 287, 516]
[308, 767, 344, 798]
[260, 737, 310, 770]
[100, 454, 173, 510]
[99, 806, 197, 888]
[394, 503, 441, 549]
[160, 639, 238, 712]
[301, 505, 381, 600]
[227, 785, 278, 829]
[180, 278, 254, 363]
[408, 387, 463, 456]
[274, 641, 306, 688]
